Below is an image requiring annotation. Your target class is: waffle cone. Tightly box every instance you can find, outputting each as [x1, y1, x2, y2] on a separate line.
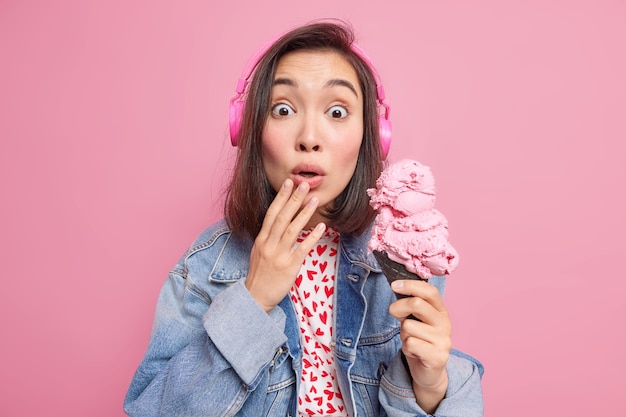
[373, 251, 427, 299]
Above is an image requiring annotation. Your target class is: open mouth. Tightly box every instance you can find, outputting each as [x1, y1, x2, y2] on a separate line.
[292, 164, 325, 189]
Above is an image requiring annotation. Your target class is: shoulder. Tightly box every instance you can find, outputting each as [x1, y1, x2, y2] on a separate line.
[173, 219, 254, 284]
[186, 219, 232, 255]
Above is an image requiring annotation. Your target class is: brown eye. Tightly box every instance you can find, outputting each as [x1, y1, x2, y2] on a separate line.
[272, 103, 294, 117]
[327, 105, 348, 119]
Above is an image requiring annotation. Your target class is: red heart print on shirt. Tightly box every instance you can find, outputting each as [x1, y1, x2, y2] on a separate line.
[289, 227, 347, 416]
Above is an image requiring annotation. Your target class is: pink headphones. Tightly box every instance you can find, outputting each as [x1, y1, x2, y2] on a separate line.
[229, 37, 392, 158]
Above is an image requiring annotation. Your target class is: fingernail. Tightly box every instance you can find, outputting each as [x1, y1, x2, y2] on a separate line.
[315, 223, 326, 233]
[391, 280, 404, 290]
[283, 179, 292, 189]
[297, 182, 308, 194]
[307, 197, 318, 207]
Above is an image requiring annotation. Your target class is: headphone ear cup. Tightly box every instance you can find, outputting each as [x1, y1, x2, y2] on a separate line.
[378, 115, 392, 158]
[229, 99, 244, 146]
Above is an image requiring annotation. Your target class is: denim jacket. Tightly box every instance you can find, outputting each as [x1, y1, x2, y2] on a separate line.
[124, 220, 484, 416]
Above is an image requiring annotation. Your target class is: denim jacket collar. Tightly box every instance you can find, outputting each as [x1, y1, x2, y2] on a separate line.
[338, 225, 382, 274]
[195, 221, 382, 283]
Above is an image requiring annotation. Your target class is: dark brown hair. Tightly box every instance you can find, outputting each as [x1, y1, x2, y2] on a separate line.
[225, 20, 384, 239]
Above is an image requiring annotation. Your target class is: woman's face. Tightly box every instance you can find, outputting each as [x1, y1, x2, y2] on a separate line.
[262, 49, 364, 228]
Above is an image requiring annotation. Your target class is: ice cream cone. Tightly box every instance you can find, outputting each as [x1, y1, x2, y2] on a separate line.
[373, 250, 427, 300]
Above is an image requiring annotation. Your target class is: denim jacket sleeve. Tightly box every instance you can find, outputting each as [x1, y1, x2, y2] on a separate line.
[379, 349, 484, 417]
[124, 242, 289, 416]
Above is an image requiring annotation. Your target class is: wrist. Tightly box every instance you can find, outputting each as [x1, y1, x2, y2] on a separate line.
[244, 278, 277, 313]
[411, 369, 448, 415]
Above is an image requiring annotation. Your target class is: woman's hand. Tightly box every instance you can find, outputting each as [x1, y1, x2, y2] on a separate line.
[245, 179, 326, 313]
[389, 279, 452, 414]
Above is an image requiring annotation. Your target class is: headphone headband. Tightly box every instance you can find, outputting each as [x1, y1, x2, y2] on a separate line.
[229, 31, 392, 158]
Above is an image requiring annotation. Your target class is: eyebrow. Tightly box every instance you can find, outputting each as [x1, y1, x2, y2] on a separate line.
[273, 77, 359, 98]
[325, 79, 359, 98]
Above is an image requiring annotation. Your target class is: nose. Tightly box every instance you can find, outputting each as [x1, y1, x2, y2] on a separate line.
[296, 113, 322, 152]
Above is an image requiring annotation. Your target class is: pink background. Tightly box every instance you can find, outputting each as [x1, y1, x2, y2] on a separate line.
[1, 1, 624, 415]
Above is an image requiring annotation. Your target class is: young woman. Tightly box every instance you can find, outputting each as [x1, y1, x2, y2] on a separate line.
[125, 20, 483, 417]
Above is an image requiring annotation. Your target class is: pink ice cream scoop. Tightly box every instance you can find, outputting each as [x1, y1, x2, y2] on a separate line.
[368, 159, 459, 281]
